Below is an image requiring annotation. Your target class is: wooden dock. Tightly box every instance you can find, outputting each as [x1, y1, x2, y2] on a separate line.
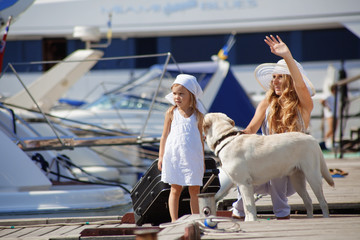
[0, 155, 359, 240]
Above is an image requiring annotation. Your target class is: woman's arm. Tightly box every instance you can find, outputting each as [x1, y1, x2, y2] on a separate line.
[243, 99, 268, 134]
[158, 110, 172, 171]
[264, 35, 313, 126]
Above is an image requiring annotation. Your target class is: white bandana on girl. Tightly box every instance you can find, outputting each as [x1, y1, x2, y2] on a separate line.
[165, 74, 206, 114]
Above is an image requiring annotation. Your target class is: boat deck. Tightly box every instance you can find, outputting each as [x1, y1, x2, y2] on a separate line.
[0, 155, 359, 240]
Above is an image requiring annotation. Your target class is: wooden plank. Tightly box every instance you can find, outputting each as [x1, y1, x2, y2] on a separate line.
[25, 226, 62, 238]
[0, 215, 359, 240]
[0, 227, 23, 238]
[0, 227, 39, 238]
[46, 216, 122, 225]
[155, 215, 360, 240]
[97, 224, 122, 228]
[216, 216, 360, 240]
[157, 215, 198, 240]
[0, 216, 122, 226]
[0, 218, 47, 226]
[35, 225, 80, 237]
[0, 216, 124, 239]
[64, 224, 99, 236]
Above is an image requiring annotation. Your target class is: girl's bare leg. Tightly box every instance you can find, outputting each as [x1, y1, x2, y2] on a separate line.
[169, 184, 182, 222]
[188, 185, 200, 214]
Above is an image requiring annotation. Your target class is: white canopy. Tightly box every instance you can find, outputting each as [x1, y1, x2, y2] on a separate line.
[7, 0, 360, 40]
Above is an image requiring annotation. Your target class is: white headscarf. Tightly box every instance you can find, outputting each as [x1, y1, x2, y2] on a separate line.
[165, 74, 206, 114]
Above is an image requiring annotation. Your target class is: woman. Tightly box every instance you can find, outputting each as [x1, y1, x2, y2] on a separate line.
[232, 35, 315, 220]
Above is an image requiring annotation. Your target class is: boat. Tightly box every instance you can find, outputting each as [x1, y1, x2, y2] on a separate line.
[0, 0, 35, 27]
[0, 108, 132, 218]
[2, 0, 359, 144]
[8, 0, 360, 39]
[4, 49, 104, 112]
[0, 2, 131, 217]
[2, 46, 257, 198]
[50, 56, 256, 137]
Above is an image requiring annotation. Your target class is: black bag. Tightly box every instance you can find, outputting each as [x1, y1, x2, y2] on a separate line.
[131, 157, 220, 226]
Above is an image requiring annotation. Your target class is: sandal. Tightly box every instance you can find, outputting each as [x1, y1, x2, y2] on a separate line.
[335, 168, 348, 176]
[329, 168, 349, 177]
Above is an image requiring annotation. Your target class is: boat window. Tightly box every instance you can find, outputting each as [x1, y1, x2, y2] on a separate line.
[84, 94, 169, 111]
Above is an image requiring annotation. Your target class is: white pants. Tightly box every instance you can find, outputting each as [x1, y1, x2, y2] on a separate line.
[232, 176, 296, 218]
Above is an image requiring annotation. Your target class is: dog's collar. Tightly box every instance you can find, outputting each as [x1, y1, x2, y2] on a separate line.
[214, 130, 244, 156]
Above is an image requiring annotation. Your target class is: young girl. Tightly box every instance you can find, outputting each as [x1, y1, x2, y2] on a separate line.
[158, 74, 206, 222]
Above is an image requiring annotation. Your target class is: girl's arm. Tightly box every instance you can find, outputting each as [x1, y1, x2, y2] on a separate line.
[158, 110, 172, 171]
[264, 35, 313, 126]
[242, 99, 268, 134]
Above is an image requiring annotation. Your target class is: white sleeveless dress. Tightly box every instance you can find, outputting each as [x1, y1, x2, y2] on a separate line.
[161, 108, 204, 186]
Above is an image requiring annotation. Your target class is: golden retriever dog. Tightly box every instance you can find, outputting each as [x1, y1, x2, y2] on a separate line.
[203, 112, 334, 221]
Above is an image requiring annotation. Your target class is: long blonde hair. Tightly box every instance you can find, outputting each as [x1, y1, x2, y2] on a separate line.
[266, 74, 301, 134]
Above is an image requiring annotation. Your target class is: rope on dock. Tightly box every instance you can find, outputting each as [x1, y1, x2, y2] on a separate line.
[159, 216, 242, 234]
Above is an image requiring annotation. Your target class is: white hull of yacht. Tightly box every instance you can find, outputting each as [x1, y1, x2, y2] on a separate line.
[0, 114, 132, 218]
[0, 184, 131, 216]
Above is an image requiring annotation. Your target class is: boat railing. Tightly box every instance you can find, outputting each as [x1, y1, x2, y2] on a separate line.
[1, 102, 162, 151]
[19, 135, 161, 151]
[332, 73, 360, 158]
[1, 52, 182, 151]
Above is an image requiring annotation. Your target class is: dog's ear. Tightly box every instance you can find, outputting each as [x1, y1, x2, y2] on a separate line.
[203, 119, 209, 133]
[203, 115, 211, 133]
[228, 117, 235, 126]
[219, 113, 235, 127]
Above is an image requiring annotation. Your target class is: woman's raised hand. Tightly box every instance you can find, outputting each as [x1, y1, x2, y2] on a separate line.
[264, 35, 291, 59]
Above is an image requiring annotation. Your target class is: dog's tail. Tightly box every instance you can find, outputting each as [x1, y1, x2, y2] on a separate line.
[320, 151, 335, 187]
